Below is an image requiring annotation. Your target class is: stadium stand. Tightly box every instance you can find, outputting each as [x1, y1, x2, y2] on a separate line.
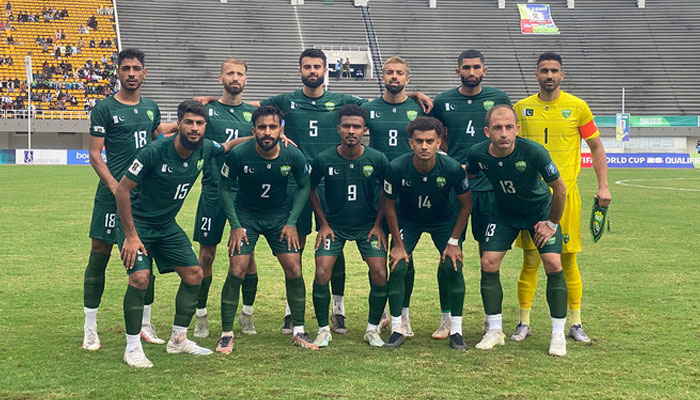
[0, 0, 118, 118]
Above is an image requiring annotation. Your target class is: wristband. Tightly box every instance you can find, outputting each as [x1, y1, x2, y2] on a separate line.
[447, 237, 459, 246]
[546, 220, 558, 230]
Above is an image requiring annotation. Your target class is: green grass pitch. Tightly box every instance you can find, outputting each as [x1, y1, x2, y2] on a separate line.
[0, 166, 699, 399]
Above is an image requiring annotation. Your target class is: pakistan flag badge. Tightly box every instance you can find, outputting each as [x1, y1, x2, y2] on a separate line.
[406, 110, 418, 121]
[280, 165, 291, 176]
[243, 111, 252, 122]
[483, 100, 494, 111]
[362, 165, 374, 177]
[196, 159, 204, 171]
[436, 176, 446, 188]
[515, 160, 527, 172]
[325, 102, 336, 111]
[146, 110, 154, 121]
[562, 109, 572, 118]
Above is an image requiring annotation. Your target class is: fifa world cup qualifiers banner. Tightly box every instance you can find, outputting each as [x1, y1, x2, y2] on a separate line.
[12, 149, 105, 165]
[518, 4, 560, 35]
[594, 116, 700, 128]
[582, 153, 700, 169]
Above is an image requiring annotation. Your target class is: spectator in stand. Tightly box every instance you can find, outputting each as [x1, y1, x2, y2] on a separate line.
[6, 1, 11, 13]
[7, 35, 15, 45]
[89, 39, 96, 48]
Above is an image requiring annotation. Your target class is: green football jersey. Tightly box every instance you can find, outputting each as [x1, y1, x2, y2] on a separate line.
[431, 86, 511, 191]
[311, 145, 389, 235]
[383, 152, 470, 225]
[201, 101, 256, 192]
[261, 89, 365, 163]
[363, 97, 424, 162]
[89, 95, 161, 181]
[221, 139, 308, 219]
[123, 137, 225, 227]
[466, 136, 560, 226]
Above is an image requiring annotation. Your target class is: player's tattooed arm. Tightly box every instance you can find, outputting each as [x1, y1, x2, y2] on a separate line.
[115, 176, 147, 269]
[88, 135, 118, 194]
[310, 187, 334, 251]
[442, 191, 472, 271]
[534, 176, 566, 248]
[586, 136, 611, 207]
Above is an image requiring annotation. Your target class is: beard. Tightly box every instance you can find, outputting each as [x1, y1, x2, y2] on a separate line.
[301, 74, 324, 88]
[460, 75, 483, 88]
[256, 135, 278, 151]
[178, 132, 204, 151]
[385, 82, 405, 95]
[223, 82, 244, 96]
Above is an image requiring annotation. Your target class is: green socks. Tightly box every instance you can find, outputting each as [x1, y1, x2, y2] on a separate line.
[442, 259, 465, 317]
[221, 273, 244, 332]
[123, 284, 146, 335]
[437, 264, 450, 314]
[174, 281, 201, 328]
[197, 275, 212, 309]
[330, 253, 346, 296]
[387, 259, 408, 317]
[480, 270, 503, 315]
[84, 252, 110, 308]
[368, 282, 388, 325]
[546, 270, 568, 319]
[145, 273, 155, 306]
[312, 281, 330, 328]
[242, 273, 258, 307]
[402, 257, 415, 308]
[285, 277, 306, 327]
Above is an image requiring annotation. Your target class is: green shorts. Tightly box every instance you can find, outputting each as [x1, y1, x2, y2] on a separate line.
[315, 226, 387, 258]
[233, 213, 301, 256]
[193, 188, 233, 246]
[116, 220, 199, 274]
[89, 184, 117, 244]
[481, 212, 562, 254]
[393, 220, 461, 255]
[470, 190, 494, 242]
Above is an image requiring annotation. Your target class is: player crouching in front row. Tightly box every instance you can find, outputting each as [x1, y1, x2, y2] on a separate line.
[465, 104, 569, 356]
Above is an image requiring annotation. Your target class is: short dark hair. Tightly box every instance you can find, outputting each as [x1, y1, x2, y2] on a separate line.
[485, 104, 517, 127]
[338, 104, 366, 124]
[458, 49, 484, 66]
[407, 116, 444, 138]
[537, 52, 562, 66]
[299, 48, 327, 66]
[177, 100, 207, 121]
[251, 105, 284, 125]
[117, 48, 145, 67]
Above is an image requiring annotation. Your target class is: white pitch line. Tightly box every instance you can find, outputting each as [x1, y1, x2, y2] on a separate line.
[615, 178, 700, 192]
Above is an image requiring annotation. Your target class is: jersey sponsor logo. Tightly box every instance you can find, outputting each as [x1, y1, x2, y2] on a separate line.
[445, 102, 456, 111]
[243, 111, 252, 122]
[545, 161, 558, 176]
[280, 164, 291, 176]
[515, 160, 527, 172]
[406, 110, 418, 121]
[243, 165, 255, 174]
[401, 179, 411, 187]
[383, 180, 392, 195]
[436, 176, 446, 188]
[93, 126, 105, 133]
[328, 167, 340, 176]
[324, 101, 336, 111]
[461, 177, 469, 191]
[128, 159, 144, 176]
[362, 165, 374, 177]
[561, 109, 572, 118]
[523, 109, 534, 117]
[161, 163, 173, 173]
[147, 110, 155, 121]
[197, 159, 204, 171]
[483, 100, 495, 111]
[221, 163, 230, 177]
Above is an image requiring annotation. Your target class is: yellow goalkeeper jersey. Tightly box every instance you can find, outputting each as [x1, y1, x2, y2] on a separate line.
[514, 91, 598, 189]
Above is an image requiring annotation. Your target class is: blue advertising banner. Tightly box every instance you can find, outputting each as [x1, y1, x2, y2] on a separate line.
[0, 149, 15, 164]
[67, 150, 106, 165]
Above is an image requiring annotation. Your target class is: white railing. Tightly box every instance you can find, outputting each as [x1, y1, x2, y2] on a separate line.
[0, 109, 91, 120]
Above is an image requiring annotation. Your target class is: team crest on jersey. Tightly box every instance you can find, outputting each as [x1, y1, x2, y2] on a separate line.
[561, 109, 571, 118]
[436, 176, 446, 188]
[243, 112, 252, 122]
[362, 165, 374, 177]
[325, 102, 336, 111]
[197, 159, 204, 171]
[483, 100, 495, 111]
[524, 109, 534, 117]
[370, 238, 380, 251]
[515, 160, 527, 172]
[563, 234, 570, 244]
[147, 110, 154, 121]
[406, 110, 418, 121]
[280, 165, 291, 176]
[546, 236, 557, 245]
